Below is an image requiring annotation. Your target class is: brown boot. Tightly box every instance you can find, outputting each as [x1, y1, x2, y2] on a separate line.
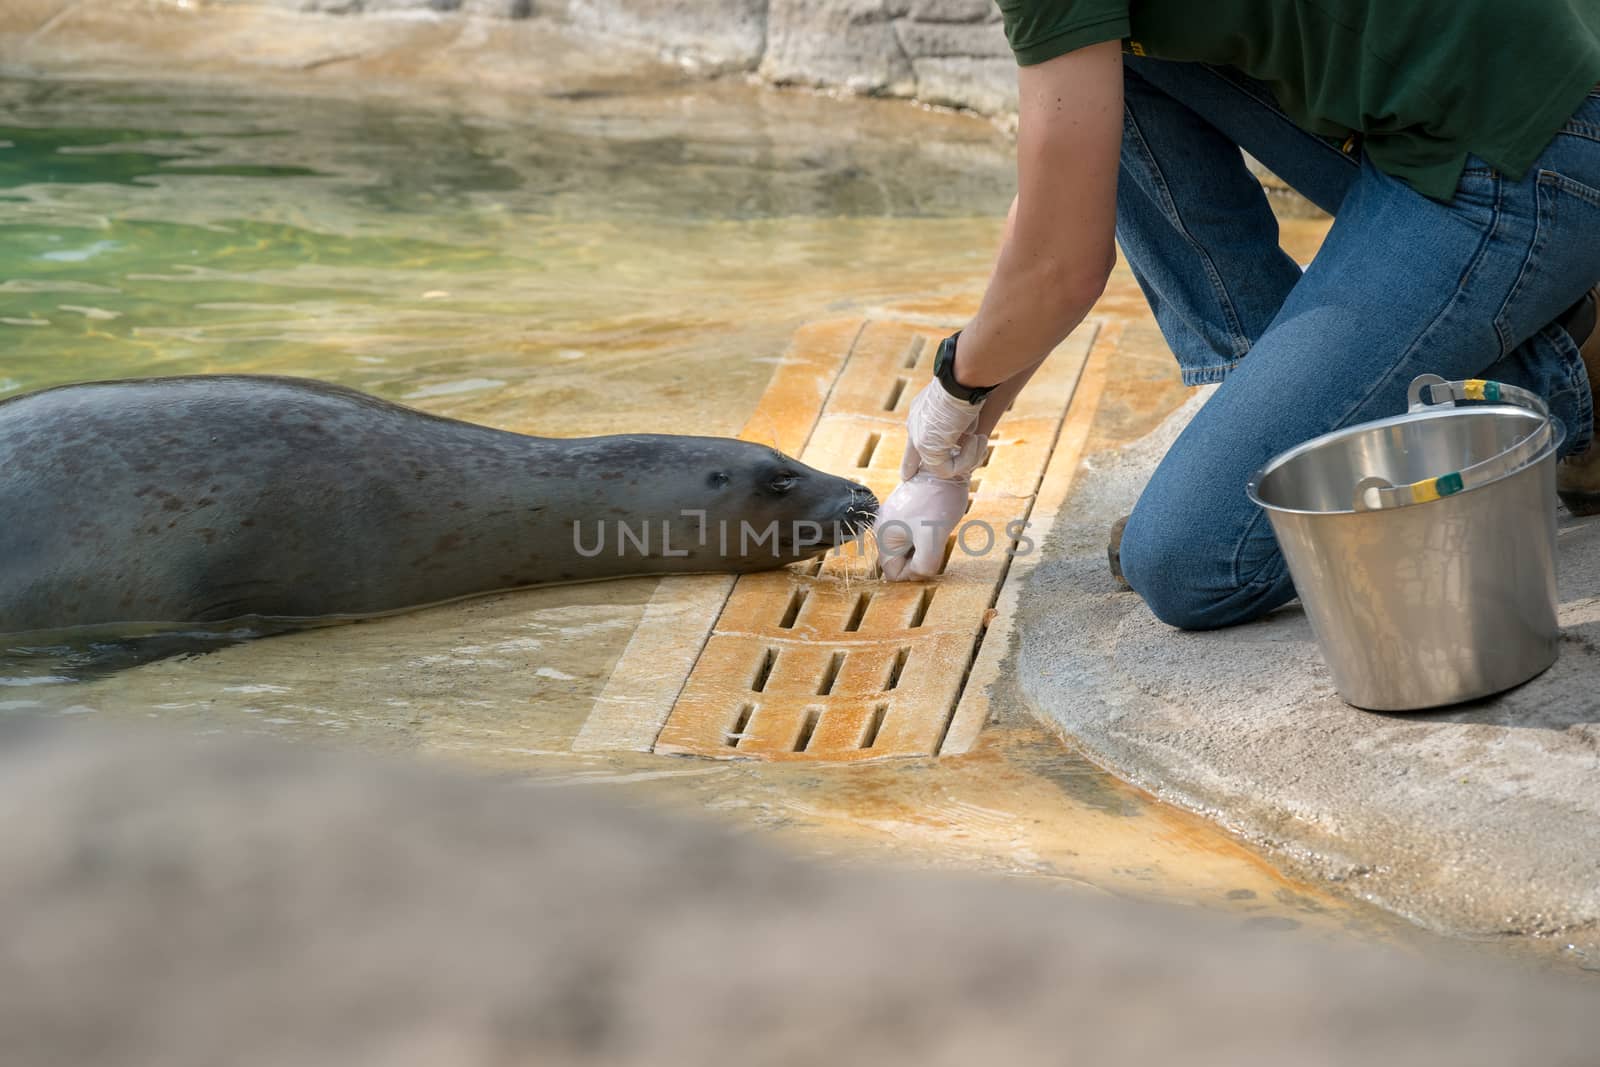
[1108, 514, 1131, 588]
[1556, 284, 1600, 515]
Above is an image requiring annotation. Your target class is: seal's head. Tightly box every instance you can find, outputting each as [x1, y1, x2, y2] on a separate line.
[576, 435, 877, 574]
[700, 441, 878, 567]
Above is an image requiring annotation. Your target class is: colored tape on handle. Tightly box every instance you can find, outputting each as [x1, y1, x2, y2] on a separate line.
[1407, 470, 1465, 504]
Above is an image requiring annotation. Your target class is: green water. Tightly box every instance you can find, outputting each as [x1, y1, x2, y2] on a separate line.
[0, 75, 1013, 435]
[0, 72, 1012, 718]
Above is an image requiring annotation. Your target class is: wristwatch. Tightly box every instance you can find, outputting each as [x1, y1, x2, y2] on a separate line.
[932, 332, 995, 404]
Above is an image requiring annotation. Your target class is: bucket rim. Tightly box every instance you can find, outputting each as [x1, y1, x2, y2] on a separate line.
[1245, 403, 1564, 517]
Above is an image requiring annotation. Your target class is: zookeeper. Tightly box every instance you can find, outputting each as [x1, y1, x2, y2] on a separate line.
[875, 0, 1600, 630]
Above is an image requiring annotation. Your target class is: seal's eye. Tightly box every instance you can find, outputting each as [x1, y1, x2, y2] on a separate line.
[708, 471, 730, 488]
[768, 473, 798, 494]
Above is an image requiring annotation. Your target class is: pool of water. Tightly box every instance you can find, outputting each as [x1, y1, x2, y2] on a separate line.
[0, 75, 1013, 434]
[0, 71, 1013, 717]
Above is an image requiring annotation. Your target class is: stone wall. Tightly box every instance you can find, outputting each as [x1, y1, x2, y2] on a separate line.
[211, 0, 1023, 114]
[756, 0, 1016, 114]
[192, 0, 1320, 212]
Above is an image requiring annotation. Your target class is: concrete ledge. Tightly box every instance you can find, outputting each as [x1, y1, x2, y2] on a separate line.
[1016, 392, 1600, 957]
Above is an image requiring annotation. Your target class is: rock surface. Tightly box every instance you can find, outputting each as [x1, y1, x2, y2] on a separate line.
[0, 719, 1596, 1066]
[190, 0, 1021, 112]
[1016, 391, 1600, 955]
[567, 0, 767, 69]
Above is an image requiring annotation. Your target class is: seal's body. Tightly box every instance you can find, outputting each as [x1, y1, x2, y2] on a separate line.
[0, 376, 875, 636]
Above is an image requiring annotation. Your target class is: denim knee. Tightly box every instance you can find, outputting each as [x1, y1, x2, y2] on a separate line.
[1117, 510, 1294, 631]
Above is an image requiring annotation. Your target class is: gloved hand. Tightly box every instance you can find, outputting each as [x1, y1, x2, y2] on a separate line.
[901, 379, 988, 481]
[875, 469, 976, 581]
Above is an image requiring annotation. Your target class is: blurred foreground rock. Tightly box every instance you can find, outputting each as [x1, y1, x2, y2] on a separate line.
[0, 720, 1593, 1067]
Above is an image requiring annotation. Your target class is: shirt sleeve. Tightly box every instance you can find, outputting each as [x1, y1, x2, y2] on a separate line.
[995, 0, 1131, 66]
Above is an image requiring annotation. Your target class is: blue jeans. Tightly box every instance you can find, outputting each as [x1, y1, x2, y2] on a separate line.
[1115, 57, 1600, 630]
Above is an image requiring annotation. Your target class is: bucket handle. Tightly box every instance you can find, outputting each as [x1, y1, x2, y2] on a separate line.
[1354, 375, 1555, 512]
[1404, 373, 1549, 415]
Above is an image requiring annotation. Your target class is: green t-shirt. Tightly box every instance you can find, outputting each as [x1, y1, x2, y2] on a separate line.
[995, 0, 1600, 201]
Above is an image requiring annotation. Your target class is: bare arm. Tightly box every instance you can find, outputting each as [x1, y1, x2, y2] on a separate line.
[955, 40, 1123, 391]
[973, 196, 1042, 437]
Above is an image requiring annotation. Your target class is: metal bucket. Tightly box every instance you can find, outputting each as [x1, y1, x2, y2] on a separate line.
[1246, 375, 1565, 711]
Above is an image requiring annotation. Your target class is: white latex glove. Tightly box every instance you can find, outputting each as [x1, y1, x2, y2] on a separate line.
[876, 471, 973, 581]
[902, 379, 987, 481]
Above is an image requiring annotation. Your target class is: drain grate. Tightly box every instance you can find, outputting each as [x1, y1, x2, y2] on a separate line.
[650, 316, 1096, 761]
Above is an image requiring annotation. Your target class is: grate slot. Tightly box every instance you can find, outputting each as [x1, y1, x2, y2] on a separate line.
[816, 651, 845, 696]
[842, 591, 872, 633]
[751, 648, 777, 693]
[777, 588, 808, 629]
[884, 377, 907, 412]
[726, 703, 755, 747]
[939, 536, 958, 575]
[857, 432, 881, 468]
[794, 706, 822, 752]
[908, 588, 935, 629]
[861, 703, 888, 749]
[905, 336, 925, 369]
[884, 647, 910, 691]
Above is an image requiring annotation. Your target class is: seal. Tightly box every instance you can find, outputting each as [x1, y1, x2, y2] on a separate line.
[0, 375, 877, 636]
